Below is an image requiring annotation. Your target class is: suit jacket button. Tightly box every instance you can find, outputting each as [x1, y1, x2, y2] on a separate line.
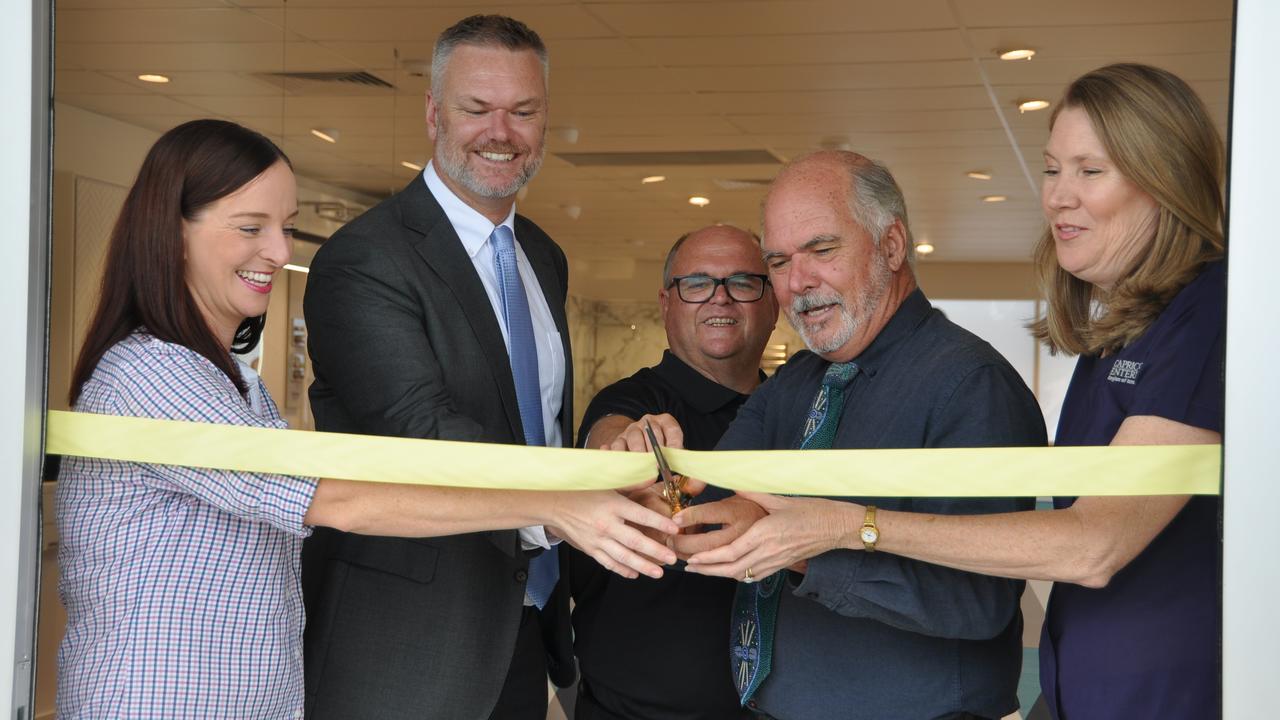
[515, 569, 528, 583]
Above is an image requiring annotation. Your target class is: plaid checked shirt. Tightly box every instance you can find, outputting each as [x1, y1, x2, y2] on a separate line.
[56, 331, 319, 719]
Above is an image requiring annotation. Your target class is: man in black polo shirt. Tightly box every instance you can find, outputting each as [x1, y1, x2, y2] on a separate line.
[569, 225, 780, 720]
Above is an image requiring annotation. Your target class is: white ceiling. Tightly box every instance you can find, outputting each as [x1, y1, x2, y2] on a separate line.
[54, 0, 1233, 299]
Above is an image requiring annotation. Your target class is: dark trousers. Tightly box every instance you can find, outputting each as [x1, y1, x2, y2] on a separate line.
[487, 605, 548, 720]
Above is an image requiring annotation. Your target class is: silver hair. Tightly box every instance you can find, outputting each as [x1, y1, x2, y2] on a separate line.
[847, 158, 916, 265]
[431, 15, 549, 96]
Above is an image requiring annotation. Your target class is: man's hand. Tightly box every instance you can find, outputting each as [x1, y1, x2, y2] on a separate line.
[683, 491, 859, 580]
[625, 480, 682, 545]
[669, 494, 767, 560]
[546, 490, 679, 579]
[606, 413, 684, 451]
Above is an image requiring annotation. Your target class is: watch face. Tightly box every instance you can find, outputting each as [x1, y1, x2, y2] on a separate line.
[860, 527, 878, 544]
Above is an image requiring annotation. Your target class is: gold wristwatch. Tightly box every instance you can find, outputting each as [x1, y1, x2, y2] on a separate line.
[859, 505, 879, 552]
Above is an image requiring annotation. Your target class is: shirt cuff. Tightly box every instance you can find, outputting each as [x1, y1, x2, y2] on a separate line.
[793, 550, 864, 610]
[518, 525, 560, 550]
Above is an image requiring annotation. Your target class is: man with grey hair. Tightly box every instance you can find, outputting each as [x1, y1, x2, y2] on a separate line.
[301, 14, 678, 720]
[670, 150, 1046, 719]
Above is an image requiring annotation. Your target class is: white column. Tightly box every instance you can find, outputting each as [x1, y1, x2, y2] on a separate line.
[1223, 0, 1280, 715]
[3, 0, 50, 715]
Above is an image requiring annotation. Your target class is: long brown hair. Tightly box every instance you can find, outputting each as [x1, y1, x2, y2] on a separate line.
[70, 119, 290, 403]
[1030, 64, 1225, 356]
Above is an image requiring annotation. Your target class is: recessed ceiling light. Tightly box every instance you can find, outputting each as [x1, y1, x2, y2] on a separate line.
[999, 49, 1036, 61]
[310, 128, 339, 143]
[982, 195, 1008, 203]
[137, 74, 170, 84]
[914, 242, 935, 255]
[688, 196, 710, 207]
[400, 161, 423, 171]
[965, 171, 992, 181]
[1017, 99, 1050, 113]
[641, 175, 666, 184]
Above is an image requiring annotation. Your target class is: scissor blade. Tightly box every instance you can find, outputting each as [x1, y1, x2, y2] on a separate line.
[644, 420, 684, 513]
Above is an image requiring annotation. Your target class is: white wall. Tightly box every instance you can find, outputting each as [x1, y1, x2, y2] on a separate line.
[1223, 0, 1280, 713]
[4, 0, 44, 715]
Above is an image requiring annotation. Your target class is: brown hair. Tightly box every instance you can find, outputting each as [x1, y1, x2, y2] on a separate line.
[70, 119, 290, 403]
[1031, 63, 1225, 356]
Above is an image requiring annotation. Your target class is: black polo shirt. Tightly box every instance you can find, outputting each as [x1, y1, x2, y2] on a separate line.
[568, 350, 760, 720]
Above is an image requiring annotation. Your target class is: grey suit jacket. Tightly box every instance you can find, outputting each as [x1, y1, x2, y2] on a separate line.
[300, 176, 574, 720]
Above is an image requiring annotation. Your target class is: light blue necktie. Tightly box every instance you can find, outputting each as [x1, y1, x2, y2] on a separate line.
[491, 224, 559, 609]
[730, 361, 859, 704]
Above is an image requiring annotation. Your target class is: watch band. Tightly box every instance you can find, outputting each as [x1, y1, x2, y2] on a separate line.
[860, 505, 879, 552]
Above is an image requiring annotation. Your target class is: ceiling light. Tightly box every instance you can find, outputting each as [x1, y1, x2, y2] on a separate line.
[914, 242, 935, 255]
[283, 263, 310, 274]
[310, 128, 339, 143]
[965, 171, 992, 181]
[138, 73, 170, 84]
[1017, 99, 1050, 113]
[400, 161, 423, 171]
[982, 195, 1008, 203]
[641, 175, 666, 184]
[688, 196, 710, 207]
[553, 126, 580, 144]
[999, 49, 1036, 61]
[563, 204, 582, 220]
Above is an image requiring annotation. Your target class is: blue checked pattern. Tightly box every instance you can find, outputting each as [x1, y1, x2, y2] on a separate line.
[731, 360, 858, 705]
[491, 225, 559, 608]
[56, 331, 318, 719]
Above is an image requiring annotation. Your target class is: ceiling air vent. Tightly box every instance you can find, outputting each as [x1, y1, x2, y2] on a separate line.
[553, 149, 782, 167]
[255, 71, 395, 90]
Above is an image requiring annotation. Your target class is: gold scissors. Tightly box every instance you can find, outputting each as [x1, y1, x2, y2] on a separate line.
[644, 419, 687, 515]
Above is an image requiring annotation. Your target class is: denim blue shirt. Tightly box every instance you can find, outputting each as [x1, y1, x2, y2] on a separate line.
[717, 290, 1046, 720]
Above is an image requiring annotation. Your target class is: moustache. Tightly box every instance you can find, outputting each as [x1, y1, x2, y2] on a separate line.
[790, 291, 844, 315]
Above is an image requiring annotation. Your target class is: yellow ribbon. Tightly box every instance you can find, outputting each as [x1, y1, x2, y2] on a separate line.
[45, 410, 1221, 497]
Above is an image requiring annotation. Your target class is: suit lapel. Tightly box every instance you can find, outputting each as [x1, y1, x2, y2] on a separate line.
[398, 180, 525, 443]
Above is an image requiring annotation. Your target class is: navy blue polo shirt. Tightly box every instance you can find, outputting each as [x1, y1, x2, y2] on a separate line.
[1043, 262, 1225, 719]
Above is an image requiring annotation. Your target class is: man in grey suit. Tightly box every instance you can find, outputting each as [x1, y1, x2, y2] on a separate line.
[301, 15, 676, 720]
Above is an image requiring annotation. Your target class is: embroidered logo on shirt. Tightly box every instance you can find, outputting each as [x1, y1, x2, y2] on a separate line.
[1107, 359, 1144, 385]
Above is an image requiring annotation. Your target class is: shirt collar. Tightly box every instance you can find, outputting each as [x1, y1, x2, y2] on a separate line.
[423, 160, 517, 258]
[653, 350, 761, 414]
[844, 288, 933, 377]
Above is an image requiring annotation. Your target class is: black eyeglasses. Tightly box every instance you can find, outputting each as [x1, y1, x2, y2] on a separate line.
[667, 273, 770, 303]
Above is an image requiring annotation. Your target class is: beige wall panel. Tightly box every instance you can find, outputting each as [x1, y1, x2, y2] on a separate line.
[591, 0, 954, 36]
[916, 262, 1038, 300]
[58, 7, 286, 43]
[632, 30, 970, 67]
[671, 60, 978, 93]
[954, 0, 1230, 26]
[280, 6, 613, 42]
[71, 177, 128, 366]
[965, 21, 1231, 59]
[57, 41, 346, 73]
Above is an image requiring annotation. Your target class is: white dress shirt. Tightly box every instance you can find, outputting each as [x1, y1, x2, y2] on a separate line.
[423, 162, 565, 553]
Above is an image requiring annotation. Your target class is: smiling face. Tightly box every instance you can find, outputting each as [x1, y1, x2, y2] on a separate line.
[427, 44, 547, 222]
[762, 156, 912, 362]
[660, 227, 779, 384]
[1042, 106, 1160, 290]
[183, 160, 296, 348]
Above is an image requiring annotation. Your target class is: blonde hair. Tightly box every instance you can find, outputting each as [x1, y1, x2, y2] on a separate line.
[1031, 63, 1225, 356]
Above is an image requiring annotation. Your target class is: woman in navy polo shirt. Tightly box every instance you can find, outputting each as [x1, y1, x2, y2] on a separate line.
[827, 64, 1224, 718]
